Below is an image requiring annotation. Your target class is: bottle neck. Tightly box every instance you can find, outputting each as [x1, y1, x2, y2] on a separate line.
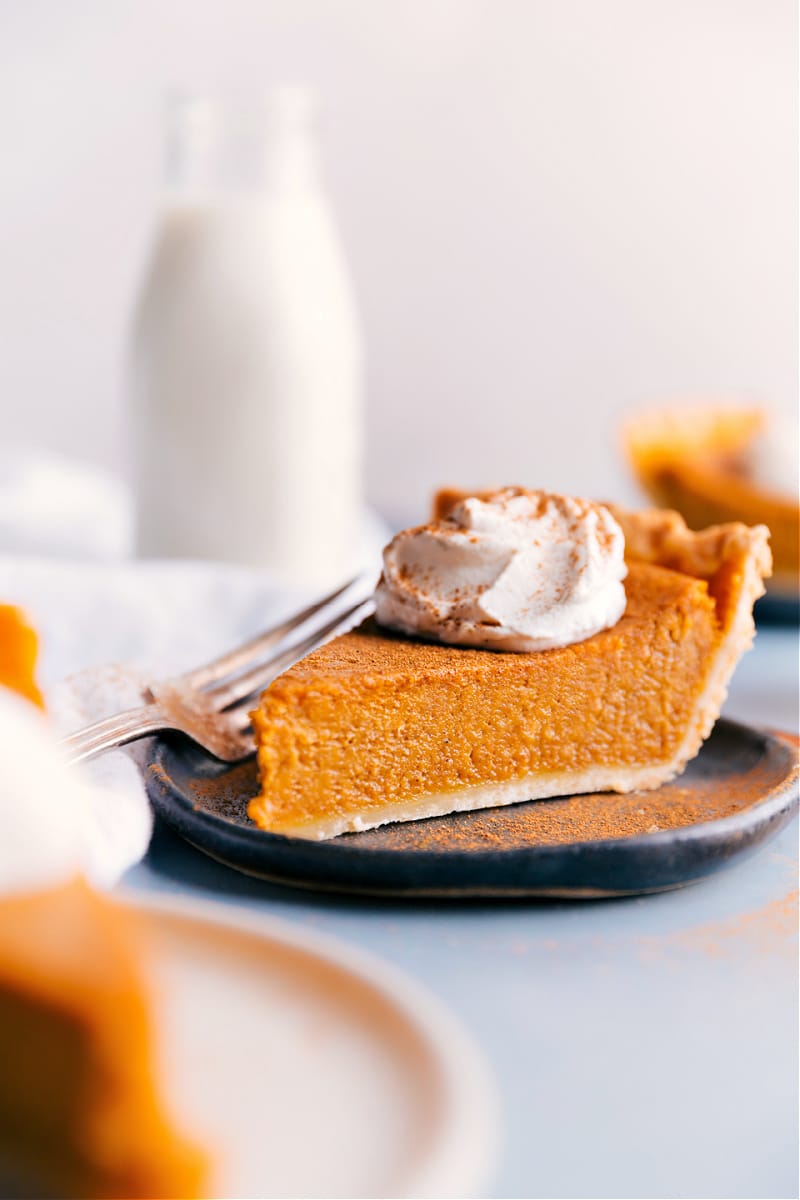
[165, 90, 320, 196]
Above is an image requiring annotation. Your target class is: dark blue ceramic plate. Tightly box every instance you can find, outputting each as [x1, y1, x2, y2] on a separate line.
[143, 719, 798, 899]
[755, 592, 800, 626]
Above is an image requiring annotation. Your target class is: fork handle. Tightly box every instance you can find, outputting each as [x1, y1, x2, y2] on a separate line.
[62, 705, 169, 765]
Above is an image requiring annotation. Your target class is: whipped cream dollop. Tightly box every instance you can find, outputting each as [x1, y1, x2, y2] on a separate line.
[0, 679, 151, 897]
[374, 489, 628, 652]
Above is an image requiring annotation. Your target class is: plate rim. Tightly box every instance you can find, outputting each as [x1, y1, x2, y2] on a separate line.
[120, 888, 500, 1199]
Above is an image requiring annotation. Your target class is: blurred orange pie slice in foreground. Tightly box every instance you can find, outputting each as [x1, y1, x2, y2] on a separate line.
[0, 608, 208, 1199]
[0, 879, 208, 1199]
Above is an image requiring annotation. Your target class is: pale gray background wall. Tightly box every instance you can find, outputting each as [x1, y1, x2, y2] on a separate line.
[0, 0, 796, 520]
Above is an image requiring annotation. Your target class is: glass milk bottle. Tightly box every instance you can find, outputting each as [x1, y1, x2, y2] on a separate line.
[130, 90, 364, 584]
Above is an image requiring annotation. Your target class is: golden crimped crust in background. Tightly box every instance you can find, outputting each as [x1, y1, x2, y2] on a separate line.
[622, 406, 764, 462]
[620, 407, 797, 589]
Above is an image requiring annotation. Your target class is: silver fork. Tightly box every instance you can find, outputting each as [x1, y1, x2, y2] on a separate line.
[62, 576, 376, 765]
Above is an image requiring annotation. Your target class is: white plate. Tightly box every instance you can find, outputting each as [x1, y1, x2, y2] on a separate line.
[128, 893, 498, 1199]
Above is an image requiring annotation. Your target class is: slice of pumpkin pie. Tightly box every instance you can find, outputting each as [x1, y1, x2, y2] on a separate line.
[248, 489, 771, 840]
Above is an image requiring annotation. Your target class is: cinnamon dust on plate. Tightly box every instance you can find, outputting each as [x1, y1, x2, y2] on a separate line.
[365, 779, 776, 853]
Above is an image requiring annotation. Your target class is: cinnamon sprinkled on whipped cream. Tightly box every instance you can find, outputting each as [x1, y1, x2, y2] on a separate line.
[374, 488, 627, 651]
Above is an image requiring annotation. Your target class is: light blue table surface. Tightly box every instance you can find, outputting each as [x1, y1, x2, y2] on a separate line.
[124, 625, 799, 1200]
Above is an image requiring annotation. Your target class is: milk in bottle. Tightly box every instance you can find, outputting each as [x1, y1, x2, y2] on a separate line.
[130, 90, 364, 584]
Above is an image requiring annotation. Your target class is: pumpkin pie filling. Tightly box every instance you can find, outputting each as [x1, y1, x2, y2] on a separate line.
[249, 500, 771, 840]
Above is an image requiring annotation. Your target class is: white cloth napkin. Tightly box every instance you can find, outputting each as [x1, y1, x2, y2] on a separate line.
[0, 446, 133, 559]
[0, 515, 388, 887]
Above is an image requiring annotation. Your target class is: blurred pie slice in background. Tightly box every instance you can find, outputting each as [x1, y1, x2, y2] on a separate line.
[622, 405, 799, 598]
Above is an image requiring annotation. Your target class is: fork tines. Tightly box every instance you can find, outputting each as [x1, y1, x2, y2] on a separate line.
[181, 574, 377, 704]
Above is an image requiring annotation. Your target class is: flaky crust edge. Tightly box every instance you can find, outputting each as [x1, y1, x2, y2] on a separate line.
[608, 503, 771, 790]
